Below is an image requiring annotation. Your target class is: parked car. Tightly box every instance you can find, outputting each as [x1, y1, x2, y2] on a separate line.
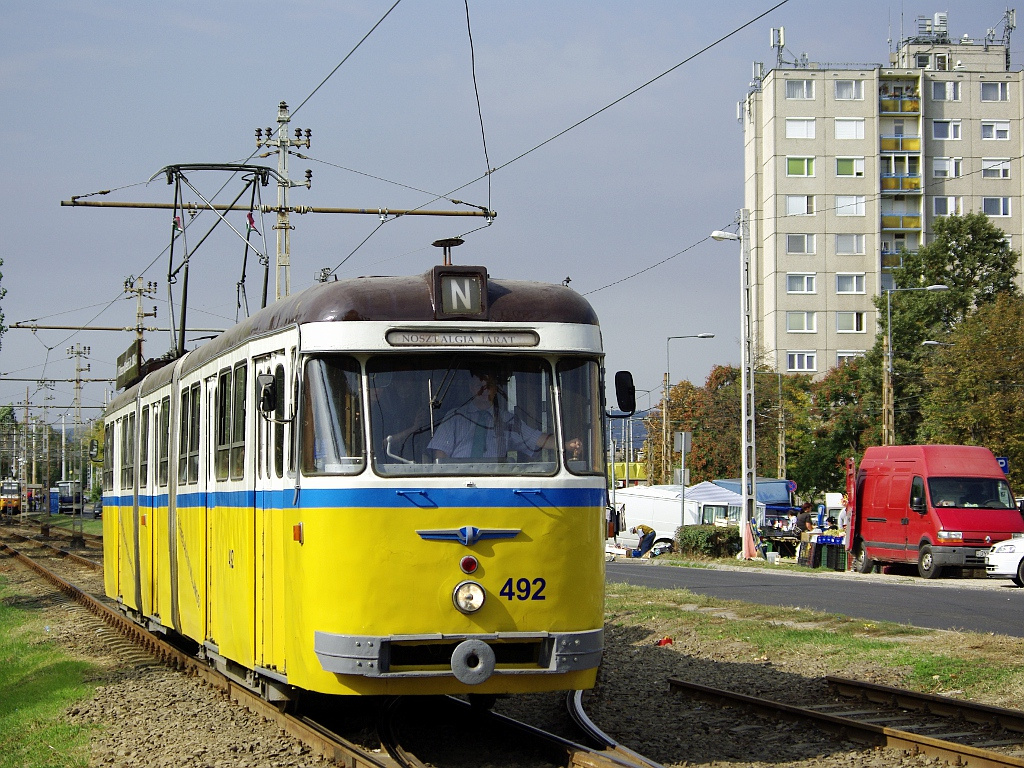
[986, 533, 1024, 586]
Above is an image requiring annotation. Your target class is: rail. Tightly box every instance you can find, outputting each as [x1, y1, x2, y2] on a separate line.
[669, 676, 1024, 768]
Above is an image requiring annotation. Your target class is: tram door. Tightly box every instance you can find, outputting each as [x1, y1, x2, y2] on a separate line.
[254, 352, 289, 675]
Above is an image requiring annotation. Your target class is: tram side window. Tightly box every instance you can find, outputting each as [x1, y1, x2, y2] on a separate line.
[121, 412, 135, 490]
[188, 383, 201, 483]
[158, 396, 170, 487]
[140, 406, 150, 488]
[178, 384, 201, 485]
[301, 356, 365, 475]
[557, 358, 602, 475]
[103, 422, 114, 491]
[231, 362, 246, 480]
[179, 389, 190, 483]
[274, 364, 285, 479]
[215, 369, 232, 481]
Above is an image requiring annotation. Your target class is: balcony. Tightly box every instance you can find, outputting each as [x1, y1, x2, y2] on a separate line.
[880, 135, 921, 152]
[879, 96, 920, 114]
[880, 173, 922, 193]
[881, 248, 917, 269]
[881, 214, 922, 231]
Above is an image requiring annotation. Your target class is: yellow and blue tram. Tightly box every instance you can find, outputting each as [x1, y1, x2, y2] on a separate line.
[103, 262, 633, 700]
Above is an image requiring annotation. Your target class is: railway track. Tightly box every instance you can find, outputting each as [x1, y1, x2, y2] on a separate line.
[1, 537, 660, 768]
[668, 675, 1024, 768]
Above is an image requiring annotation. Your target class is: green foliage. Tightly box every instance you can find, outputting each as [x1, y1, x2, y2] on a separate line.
[877, 213, 1022, 444]
[919, 293, 1024, 489]
[675, 524, 740, 558]
[0, 576, 100, 767]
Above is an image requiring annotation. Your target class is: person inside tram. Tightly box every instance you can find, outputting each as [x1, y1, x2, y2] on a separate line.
[428, 367, 579, 461]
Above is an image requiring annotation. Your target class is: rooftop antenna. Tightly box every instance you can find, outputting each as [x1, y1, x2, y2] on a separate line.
[432, 237, 464, 266]
[771, 26, 785, 67]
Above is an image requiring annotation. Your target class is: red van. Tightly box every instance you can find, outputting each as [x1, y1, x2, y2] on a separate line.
[847, 445, 1022, 578]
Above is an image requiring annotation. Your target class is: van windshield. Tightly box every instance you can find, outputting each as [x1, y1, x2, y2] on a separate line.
[927, 477, 1015, 509]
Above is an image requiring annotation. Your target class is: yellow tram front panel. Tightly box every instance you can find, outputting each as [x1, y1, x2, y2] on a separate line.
[275, 485, 606, 695]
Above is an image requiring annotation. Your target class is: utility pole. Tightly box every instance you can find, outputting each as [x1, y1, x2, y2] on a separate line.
[67, 344, 90, 437]
[255, 102, 312, 301]
[125, 276, 158, 358]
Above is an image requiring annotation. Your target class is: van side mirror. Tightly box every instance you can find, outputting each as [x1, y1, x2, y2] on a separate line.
[910, 495, 926, 513]
[613, 371, 636, 416]
[256, 373, 277, 417]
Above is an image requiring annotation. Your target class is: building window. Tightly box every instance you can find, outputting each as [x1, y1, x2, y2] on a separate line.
[982, 158, 1011, 179]
[932, 120, 961, 140]
[835, 118, 865, 140]
[981, 82, 1010, 102]
[935, 53, 949, 71]
[932, 157, 963, 178]
[785, 79, 814, 99]
[836, 313, 866, 333]
[836, 157, 865, 177]
[931, 81, 960, 101]
[916, 53, 931, 68]
[786, 195, 815, 215]
[786, 273, 816, 293]
[785, 118, 815, 139]
[786, 156, 815, 176]
[837, 350, 865, 365]
[786, 312, 816, 332]
[786, 234, 815, 254]
[787, 351, 817, 372]
[983, 197, 1011, 216]
[835, 195, 865, 216]
[933, 196, 962, 216]
[835, 233, 865, 254]
[982, 120, 1010, 140]
[834, 80, 863, 100]
[836, 274, 866, 294]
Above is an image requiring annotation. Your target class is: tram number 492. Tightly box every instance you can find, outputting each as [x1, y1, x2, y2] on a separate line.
[499, 577, 546, 601]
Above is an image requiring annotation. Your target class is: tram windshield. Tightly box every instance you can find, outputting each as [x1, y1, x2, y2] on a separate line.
[366, 354, 601, 477]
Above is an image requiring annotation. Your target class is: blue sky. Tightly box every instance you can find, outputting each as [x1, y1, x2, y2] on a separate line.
[1, 1, 1017, 425]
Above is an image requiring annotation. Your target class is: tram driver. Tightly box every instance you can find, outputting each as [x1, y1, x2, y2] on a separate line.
[428, 367, 580, 462]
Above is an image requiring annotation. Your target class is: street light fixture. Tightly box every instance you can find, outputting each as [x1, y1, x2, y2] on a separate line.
[711, 214, 757, 559]
[663, 333, 715, 484]
[882, 284, 949, 445]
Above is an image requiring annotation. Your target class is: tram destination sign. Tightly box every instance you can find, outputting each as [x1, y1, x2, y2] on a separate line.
[116, 339, 141, 389]
[386, 329, 539, 347]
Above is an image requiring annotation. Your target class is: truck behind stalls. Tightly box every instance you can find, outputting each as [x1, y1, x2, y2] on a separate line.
[846, 445, 1023, 579]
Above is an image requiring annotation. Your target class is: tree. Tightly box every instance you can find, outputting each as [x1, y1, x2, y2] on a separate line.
[0, 257, 6, 353]
[876, 213, 1021, 444]
[918, 293, 1024, 489]
[787, 359, 870, 497]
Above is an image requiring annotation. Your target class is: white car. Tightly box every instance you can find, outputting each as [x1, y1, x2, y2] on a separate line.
[986, 534, 1024, 586]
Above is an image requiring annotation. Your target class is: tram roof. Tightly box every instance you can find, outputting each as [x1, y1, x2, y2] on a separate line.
[112, 268, 598, 408]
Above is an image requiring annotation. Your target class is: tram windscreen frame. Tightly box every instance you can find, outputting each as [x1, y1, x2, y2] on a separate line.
[365, 354, 601, 477]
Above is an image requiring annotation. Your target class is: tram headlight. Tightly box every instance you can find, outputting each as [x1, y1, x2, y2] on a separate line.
[452, 581, 485, 614]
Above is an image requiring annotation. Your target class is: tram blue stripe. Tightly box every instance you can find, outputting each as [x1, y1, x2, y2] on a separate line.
[105, 486, 604, 509]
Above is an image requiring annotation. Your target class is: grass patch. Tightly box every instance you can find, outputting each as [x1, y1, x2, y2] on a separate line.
[0, 574, 102, 768]
[604, 583, 1024, 700]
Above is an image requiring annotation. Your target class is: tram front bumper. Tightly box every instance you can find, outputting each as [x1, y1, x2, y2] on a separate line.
[313, 628, 603, 683]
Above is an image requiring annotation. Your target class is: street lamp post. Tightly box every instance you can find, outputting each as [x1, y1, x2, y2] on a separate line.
[663, 334, 715, 484]
[712, 212, 757, 559]
[883, 284, 949, 446]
